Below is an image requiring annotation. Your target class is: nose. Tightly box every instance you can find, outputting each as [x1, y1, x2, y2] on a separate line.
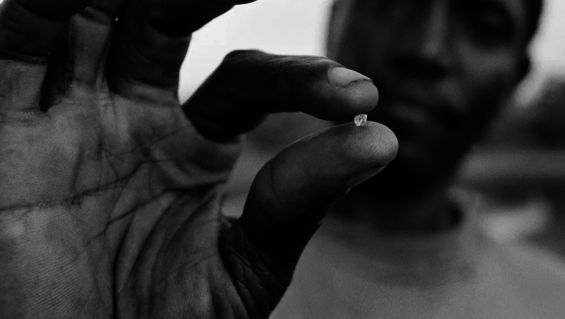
[390, 1, 452, 78]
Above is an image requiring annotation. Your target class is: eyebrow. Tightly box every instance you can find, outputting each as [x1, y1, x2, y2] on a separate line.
[471, 0, 522, 30]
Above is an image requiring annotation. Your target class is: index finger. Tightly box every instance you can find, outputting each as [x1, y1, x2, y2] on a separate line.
[183, 50, 378, 141]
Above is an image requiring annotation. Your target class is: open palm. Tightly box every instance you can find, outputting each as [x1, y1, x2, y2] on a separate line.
[0, 0, 397, 317]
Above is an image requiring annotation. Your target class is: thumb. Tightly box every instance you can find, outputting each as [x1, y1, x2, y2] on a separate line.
[220, 121, 398, 316]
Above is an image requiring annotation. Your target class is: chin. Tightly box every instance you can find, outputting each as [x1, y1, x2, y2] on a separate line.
[351, 158, 431, 200]
[362, 147, 455, 195]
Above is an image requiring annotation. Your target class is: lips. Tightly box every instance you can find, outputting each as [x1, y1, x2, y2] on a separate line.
[370, 97, 454, 145]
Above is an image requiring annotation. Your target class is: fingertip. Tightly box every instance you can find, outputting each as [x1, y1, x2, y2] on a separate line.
[327, 67, 371, 88]
[308, 66, 379, 120]
[327, 66, 378, 111]
[358, 121, 399, 164]
[340, 80, 379, 114]
[328, 121, 398, 168]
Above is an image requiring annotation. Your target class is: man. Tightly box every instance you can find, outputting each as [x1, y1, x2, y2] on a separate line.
[0, 0, 398, 317]
[272, 0, 565, 318]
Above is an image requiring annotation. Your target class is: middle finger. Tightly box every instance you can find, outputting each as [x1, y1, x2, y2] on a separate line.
[106, 0, 257, 99]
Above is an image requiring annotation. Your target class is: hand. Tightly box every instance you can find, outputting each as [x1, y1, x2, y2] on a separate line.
[0, 0, 397, 317]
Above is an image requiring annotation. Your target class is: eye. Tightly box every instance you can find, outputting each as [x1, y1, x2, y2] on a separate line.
[374, 0, 396, 11]
[357, 0, 397, 14]
[458, 1, 515, 47]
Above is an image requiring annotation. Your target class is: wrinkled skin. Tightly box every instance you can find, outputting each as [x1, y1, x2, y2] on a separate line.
[0, 0, 398, 318]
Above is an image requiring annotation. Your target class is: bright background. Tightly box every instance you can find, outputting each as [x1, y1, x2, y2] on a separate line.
[180, 0, 565, 100]
[0, 0, 560, 97]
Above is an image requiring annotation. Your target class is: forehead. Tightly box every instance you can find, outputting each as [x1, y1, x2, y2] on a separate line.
[341, 0, 529, 41]
[345, 0, 528, 23]
[482, 0, 527, 27]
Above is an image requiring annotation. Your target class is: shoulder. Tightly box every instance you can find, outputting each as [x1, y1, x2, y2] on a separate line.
[493, 239, 565, 288]
[477, 233, 565, 316]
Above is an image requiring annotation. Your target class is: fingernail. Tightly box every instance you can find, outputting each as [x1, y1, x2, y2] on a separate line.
[345, 167, 386, 190]
[328, 67, 372, 88]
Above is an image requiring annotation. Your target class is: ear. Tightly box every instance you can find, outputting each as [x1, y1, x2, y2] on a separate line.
[325, 0, 352, 60]
[325, 1, 340, 59]
[515, 55, 531, 85]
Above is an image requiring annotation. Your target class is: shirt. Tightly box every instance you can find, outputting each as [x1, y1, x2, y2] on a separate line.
[271, 207, 565, 319]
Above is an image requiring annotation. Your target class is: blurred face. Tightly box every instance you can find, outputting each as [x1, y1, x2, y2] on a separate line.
[329, 0, 529, 190]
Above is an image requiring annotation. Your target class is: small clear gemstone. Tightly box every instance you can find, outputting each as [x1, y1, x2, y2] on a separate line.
[354, 114, 368, 127]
